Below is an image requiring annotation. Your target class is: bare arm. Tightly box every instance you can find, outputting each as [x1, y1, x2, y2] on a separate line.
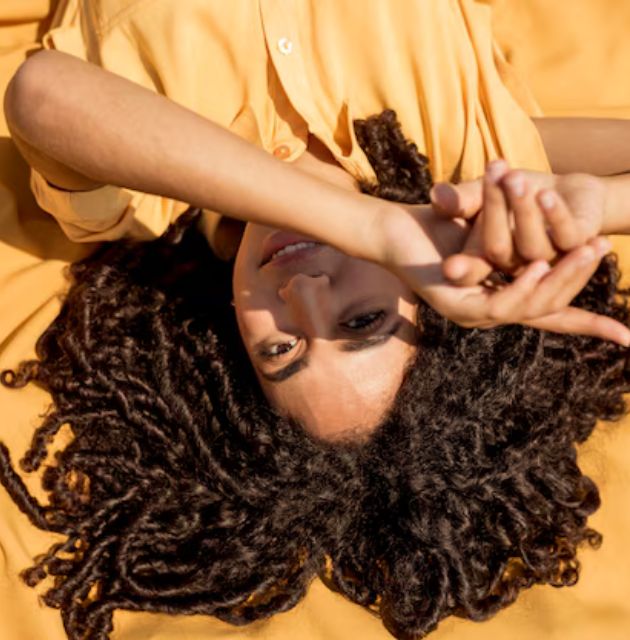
[5, 50, 387, 261]
[533, 117, 630, 234]
[533, 117, 630, 176]
[7, 51, 629, 341]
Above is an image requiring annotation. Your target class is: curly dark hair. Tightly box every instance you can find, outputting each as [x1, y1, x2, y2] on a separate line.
[1, 110, 629, 640]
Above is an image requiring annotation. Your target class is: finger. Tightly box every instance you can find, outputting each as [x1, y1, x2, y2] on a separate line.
[482, 160, 516, 270]
[524, 237, 611, 318]
[526, 306, 630, 346]
[503, 171, 556, 262]
[430, 179, 483, 220]
[455, 260, 551, 325]
[537, 189, 585, 251]
[443, 215, 494, 285]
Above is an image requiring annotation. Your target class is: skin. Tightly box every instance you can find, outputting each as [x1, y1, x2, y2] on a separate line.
[230, 147, 420, 440]
[232, 220, 418, 440]
[230, 153, 628, 440]
[228, 148, 417, 440]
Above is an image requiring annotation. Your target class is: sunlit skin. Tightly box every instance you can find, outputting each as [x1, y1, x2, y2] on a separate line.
[229, 137, 630, 439]
[233, 221, 419, 440]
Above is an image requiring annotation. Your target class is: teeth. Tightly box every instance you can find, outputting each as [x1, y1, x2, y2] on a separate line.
[271, 242, 318, 261]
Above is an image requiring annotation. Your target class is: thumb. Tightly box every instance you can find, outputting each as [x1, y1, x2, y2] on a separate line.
[442, 215, 494, 286]
[430, 178, 483, 220]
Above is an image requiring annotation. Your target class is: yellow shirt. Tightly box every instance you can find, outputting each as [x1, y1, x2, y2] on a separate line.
[31, 0, 549, 250]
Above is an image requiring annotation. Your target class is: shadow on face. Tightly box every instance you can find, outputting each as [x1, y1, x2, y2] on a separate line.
[233, 222, 419, 440]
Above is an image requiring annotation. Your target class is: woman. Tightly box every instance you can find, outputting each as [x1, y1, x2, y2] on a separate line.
[2, 115, 630, 640]
[6, 49, 630, 436]
[1, 1, 624, 635]
[2, 107, 630, 638]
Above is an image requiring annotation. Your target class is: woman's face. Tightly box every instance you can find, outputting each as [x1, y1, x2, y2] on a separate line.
[233, 222, 418, 439]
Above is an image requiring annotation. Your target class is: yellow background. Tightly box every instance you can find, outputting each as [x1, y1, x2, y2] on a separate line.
[1, 2, 629, 638]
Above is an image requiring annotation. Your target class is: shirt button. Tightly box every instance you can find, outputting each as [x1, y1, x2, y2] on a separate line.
[273, 145, 291, 159]
[277, 37, 293, 55]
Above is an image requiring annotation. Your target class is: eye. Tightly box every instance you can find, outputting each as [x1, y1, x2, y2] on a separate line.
[341, 310, 386, 332]
[260, 337, 299, 360]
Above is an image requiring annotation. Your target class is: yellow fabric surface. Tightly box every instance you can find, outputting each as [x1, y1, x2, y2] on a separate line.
[30, 0, 549, 249]
[1, 2, 629, 640]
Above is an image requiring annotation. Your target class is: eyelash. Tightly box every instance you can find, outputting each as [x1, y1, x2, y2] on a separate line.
[262, 310, 386, 360]
[341, 310, 386, 331]
[263, 338, 299, 359]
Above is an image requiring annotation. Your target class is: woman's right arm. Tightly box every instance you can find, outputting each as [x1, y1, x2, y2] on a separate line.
[5, 50, 389, 260]
[7, 51, 628, 344]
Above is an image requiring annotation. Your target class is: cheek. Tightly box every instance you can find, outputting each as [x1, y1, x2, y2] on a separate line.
[233, 246, 284, 354]
[379, 271, 418, 320]
[232, 248, 266, 318]
[232, 246, 252, 299]
[349, 261, 417, 303]
[232, 222, 265, 296]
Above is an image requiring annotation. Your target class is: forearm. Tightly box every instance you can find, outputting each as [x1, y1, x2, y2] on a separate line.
[531, 117, 630, 234]
[5, 50, 387, 260]
[534, 117, 630, 176]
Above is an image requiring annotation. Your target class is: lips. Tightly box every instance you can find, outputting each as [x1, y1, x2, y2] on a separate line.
[260, 231, 323, 267]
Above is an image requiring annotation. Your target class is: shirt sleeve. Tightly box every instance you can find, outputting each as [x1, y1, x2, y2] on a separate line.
[30, 170, 189, 242]
[32, 2, 190, 243]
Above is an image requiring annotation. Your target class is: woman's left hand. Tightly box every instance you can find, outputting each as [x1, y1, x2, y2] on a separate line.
[431, 161, 609, 286]
[378, 200, 630, 345]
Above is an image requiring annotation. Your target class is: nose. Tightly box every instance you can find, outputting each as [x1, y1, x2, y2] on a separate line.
[278, 273, 331, 336]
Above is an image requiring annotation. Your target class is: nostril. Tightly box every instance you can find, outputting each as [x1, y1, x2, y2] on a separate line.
[278, 272, 330, 302]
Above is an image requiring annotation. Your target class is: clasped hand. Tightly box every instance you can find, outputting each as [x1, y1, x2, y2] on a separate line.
[381, 160, 630, 346]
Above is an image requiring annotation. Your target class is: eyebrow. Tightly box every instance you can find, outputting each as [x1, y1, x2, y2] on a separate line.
[258, 320, 404, 383]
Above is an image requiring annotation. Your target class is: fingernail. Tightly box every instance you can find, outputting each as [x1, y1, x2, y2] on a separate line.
[539, 190, 556, 210]
[532, 261, 551, 278]
[621, 332, 630, 348]
[445, 258, 469, 280]
[506, 174, 525, 198]
[431, 183, 454, 209]
[578, 247, 596, 265]
[487, 160, 506, 182]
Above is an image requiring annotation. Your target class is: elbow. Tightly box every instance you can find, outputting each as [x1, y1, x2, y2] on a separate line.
[4, 50, 63, 144]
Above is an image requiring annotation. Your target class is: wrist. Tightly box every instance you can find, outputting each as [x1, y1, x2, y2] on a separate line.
[602, 175, 616, 235]
[353, 198, 408, 265]
[370, 201, 437, 271]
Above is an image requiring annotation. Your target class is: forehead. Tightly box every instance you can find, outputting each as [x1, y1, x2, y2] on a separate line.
[259, 336, 417, 439]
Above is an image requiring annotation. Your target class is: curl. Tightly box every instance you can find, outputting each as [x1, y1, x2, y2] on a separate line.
[1, 111, 628, 639]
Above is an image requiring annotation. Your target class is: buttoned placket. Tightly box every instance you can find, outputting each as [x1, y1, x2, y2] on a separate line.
[259, 0, 316, 161]
[259, 0, 363, 178]
[259, 0, 374, 185]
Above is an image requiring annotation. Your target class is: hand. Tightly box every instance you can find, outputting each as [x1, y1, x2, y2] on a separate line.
[377, 200, 630, 345]
[430, 160, 608, 285]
